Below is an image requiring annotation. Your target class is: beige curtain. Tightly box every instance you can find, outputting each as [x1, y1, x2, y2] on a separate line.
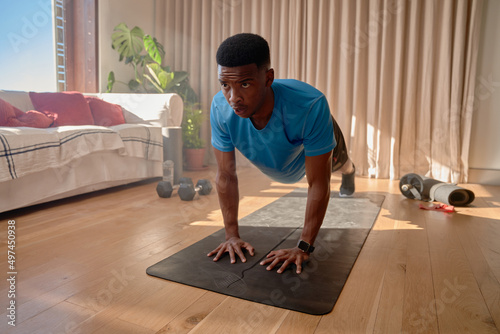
[155, 0, 483, 182]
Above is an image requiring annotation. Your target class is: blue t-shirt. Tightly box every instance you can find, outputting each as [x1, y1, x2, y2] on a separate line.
[210, 79, 335, 183]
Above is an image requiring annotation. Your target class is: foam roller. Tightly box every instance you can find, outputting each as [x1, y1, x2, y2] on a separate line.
[399, 173, 474, 206]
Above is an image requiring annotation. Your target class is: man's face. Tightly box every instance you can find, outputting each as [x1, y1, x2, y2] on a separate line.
[218, 63, 273, 118]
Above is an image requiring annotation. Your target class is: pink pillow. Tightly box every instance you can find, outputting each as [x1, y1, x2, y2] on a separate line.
[0, 98, 54, 128]
[85, 96, 125, 126]
[29, 91, 95, 127]
[7, 110, 54, 128]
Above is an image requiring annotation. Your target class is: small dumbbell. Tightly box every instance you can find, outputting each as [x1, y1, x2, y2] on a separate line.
[156, 177, 193, 198]
[178, 179, 213, 201]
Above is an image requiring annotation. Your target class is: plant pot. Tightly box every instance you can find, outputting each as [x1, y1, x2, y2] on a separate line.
[184, 147, 207, 171]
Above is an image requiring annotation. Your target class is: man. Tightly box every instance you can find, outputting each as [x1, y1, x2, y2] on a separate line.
[207, 33, 355, 274]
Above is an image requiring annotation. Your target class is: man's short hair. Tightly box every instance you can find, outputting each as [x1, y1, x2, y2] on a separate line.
[216, 33, 270, 68]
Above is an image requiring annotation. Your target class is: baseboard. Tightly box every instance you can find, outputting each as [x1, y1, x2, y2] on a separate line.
[468, 168, 500, 185]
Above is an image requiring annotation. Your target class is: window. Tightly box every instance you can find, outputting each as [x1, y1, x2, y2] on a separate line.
[0, 0, 57, 91]
[0, 0, 98, 93]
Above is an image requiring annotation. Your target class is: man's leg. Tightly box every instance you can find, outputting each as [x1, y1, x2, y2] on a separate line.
[338, 158, 355, 197]
[331, 116, 355, 197]
[338, 157, 355, 174]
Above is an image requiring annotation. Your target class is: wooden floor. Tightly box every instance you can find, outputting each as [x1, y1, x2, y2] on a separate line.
[1, 165, 499, 334]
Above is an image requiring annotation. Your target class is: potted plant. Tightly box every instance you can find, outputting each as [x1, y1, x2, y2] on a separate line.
[182, 102, 207, 170]
[106, 23, 192, 95]
[107, 23, 206, 170]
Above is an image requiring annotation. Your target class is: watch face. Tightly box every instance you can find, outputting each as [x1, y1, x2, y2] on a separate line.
[298, 240, 307, 251]
[298, 240, 314, 253]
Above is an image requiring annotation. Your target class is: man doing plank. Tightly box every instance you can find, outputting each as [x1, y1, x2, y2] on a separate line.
[208, 33, 355, 274]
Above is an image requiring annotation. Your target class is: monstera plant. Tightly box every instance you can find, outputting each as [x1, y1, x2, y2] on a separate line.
[108, 23, 205, 170]
[107, 23, 196, 102]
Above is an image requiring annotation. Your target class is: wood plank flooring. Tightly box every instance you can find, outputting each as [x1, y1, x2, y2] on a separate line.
[0, 166, 499, 333]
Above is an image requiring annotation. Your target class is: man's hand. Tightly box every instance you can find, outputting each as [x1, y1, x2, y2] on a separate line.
[260, 247, 309, 274]
[207, 237, 255, 263]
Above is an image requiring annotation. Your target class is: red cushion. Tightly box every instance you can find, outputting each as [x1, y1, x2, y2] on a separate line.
[29, 91, 95, 127]
[85, 96, 125, 126]
[6, 110, 54, 128]
[0, 98, 54, 128]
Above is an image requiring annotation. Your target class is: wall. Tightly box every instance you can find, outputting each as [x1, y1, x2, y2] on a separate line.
[468, 0, 500, 185]
[98, 0, 155, 93]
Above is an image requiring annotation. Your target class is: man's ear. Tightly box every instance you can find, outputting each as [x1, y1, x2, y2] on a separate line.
[266, 68, 274, 87]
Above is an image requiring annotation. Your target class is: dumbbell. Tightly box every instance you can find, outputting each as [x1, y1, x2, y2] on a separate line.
[156, 177, 193, 198]
[178, 179, 213, 201]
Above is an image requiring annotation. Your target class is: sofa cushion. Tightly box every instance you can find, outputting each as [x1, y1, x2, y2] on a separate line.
[85, 96, 125, 126]
[29, 91, 95, 127]
[8, 110, 54, 128]
[0, 98, 53, 128]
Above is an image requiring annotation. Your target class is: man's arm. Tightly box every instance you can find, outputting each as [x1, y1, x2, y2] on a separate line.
[260, 151, 332, 273]
[300, 150, 332, 246]
[207, 148, 255, 263]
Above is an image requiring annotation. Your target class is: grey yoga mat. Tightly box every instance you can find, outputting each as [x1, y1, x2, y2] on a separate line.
[147, 189, 384, 315]
[399, 173, 475, 206]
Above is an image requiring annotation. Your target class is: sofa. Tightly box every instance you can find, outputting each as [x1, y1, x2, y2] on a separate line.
[0, 90, 184, 213]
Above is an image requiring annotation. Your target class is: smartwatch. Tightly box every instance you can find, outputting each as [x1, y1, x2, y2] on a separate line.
[297, 240, 315, 253]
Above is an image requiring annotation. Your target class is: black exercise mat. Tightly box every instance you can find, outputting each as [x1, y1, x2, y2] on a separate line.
[147, 189, 384, 315]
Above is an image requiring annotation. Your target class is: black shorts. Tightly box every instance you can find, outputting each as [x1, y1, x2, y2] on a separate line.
[331, 116, 350, 172]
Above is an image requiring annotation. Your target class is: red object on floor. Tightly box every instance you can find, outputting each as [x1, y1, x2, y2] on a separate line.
[419, 203, 455, 213]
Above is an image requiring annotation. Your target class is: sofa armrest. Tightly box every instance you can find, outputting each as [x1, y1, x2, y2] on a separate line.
[98, 93, 184, 127]
[98, 93, 185, 183]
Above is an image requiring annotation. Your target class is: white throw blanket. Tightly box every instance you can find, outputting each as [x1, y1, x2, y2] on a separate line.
[0, 124, 162, 182]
